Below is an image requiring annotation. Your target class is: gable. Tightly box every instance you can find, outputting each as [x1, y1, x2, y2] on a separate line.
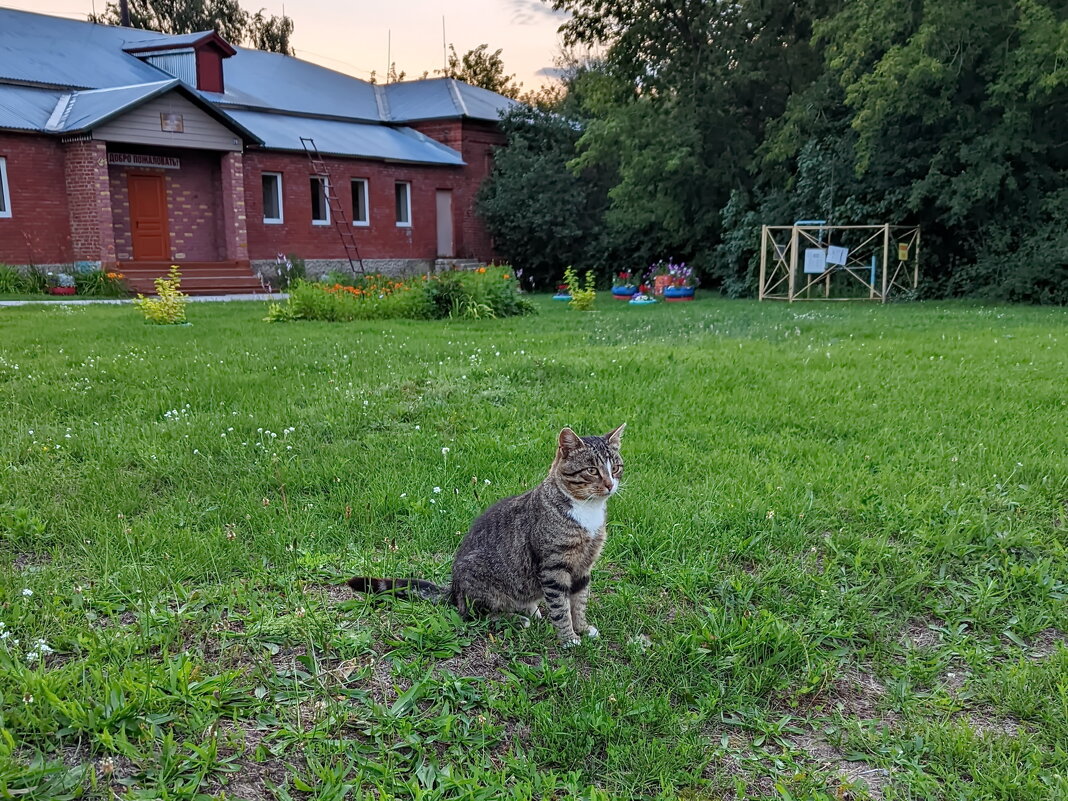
[93, 91, 242, 151]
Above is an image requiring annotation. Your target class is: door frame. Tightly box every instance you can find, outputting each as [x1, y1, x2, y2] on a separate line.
[127, 172, 171, 261]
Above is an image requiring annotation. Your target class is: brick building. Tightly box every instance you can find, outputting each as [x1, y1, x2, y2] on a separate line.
[0, 9, 513, 292]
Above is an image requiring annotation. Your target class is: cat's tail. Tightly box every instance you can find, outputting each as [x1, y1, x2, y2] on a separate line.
[346, 576, 452, 605]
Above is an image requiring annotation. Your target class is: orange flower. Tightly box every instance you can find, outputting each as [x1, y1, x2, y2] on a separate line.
[477, 267, 487, 274]
[502, 274, 510, 280]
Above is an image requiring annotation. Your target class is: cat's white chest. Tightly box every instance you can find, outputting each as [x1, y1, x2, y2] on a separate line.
[568, 498, 606, 536]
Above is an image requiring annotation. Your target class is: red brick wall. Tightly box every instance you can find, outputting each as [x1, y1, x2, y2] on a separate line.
[243, 151, 465, 261]
[0, 133, 73, 265]
[459, 120, 506, 261]
[109, 148, 224, 262]
[243, 120, 505, 263]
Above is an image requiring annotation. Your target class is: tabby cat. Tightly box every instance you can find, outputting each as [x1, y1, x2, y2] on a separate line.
[348, 424, 625, 646]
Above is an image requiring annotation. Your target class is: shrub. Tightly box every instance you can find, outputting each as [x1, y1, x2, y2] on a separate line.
[133, 266, 189, 325]
[273, 267, 534, 323]
[75, 270, 128, 297]
[274, 253, 307, 290]
[0, 265, 26, 294]
[564, 266, 596, 311]
[22, 268, 49, 294]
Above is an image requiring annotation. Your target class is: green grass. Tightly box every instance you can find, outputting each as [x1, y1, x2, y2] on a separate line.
[0, 297, 1065, 800]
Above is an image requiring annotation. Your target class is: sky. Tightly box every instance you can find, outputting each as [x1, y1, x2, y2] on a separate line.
[2, 0, 571, 88]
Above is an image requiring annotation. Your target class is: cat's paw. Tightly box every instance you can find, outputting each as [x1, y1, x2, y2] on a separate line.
[562, 638, 581, 648]
[585, 626, 599, 639]
[532, 608, 543, 619]
[518, 616, 532, 629]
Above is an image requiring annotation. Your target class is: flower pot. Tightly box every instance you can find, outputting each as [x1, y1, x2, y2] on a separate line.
[629, 295, 657, 305]
[552, 293, 572, 301]
[663, 286, 695, 301]
[611, 286, 638, 299]
[49, 286, 76, 295]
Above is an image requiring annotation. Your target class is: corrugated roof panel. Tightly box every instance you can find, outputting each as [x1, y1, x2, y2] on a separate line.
[0, 9, 170, 88]
[0, 8, 514, 127]
[228, 110, 464, 165]
[56, 80, 178, 132]
[0, 85, 65, 131]
[210, 48, 382, 121]
[455, 82, 515, 121]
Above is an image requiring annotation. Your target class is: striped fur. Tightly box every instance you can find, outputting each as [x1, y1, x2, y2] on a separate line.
[346, 424, 625, 644]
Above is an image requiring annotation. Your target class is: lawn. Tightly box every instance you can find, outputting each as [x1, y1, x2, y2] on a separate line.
[0, 297, 1065, 800]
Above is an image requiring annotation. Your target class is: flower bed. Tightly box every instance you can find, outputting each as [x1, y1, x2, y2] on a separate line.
[267, 268, 535, 323]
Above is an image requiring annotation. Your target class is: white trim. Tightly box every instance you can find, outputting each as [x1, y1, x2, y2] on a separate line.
[395, 181, 412, 227]
[310, 175, 330, 226]
[261, 171, 283, 224]
[351, 178, 370, 226]
[0, 157, 11, 218]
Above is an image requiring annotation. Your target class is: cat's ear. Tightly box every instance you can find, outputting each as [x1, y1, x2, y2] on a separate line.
[558, 427, 584, 454]
[606, 422, 626, 448]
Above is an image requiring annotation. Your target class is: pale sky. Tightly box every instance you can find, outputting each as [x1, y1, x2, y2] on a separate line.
[3, 0, 570, 89]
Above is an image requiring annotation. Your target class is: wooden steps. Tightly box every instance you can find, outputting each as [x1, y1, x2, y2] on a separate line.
[117, 261, 266, 296]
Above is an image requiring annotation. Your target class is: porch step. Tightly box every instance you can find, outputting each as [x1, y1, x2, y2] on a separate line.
[117, 261, 267, 296]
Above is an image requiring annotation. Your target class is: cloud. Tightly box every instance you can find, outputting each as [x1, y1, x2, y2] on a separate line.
[507, 0, 568, 27]
[535, 66, 565, 79]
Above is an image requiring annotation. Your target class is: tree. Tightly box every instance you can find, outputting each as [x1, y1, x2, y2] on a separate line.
[90, 0, 295, 55]
[440, 44, 522, 98]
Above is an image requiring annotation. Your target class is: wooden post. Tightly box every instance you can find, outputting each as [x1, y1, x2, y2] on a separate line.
[881, 224, 890, 303]
[758, 225, 768, 300]
[788, 225, 799, 302]
[913, 227, 921, 290]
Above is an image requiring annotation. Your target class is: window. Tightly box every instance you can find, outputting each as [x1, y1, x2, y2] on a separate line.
[394, 181, 411, 227]
[261, 172, 283, 224]
[0, 157, 10, 218]
[310, 176, 330, 225]
[351, 178, 369, 226]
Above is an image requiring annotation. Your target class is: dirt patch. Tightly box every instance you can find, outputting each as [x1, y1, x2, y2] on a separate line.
[206, 720, 299, 800]
[306, 581, 354, 605]
[786, 731, 891, 800]
[955, 708, 1022, 738]
[818, 665, 894, 723]
[901, 617, 943, 650]
[436, 637, 509, 682]
[1027, 628, 1066, 660]
[55, 744, 138, 795]
[13, 551, 52, 571]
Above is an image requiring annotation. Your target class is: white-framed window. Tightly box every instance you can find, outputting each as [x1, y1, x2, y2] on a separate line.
[310, 176, 330, 225]
[0, 157, 11, 218]
[261, 172, 283, 224]
[394, 181, 411, 227]
[351, 178, 369, 226]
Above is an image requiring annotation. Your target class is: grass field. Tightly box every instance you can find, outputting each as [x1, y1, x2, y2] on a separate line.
[1, 297, 1065, 800]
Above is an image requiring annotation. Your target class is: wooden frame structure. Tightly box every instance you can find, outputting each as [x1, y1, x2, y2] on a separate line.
[759, 223, 920, 302]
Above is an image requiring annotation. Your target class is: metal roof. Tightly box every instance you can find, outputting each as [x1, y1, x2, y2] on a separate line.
[228, 110, 464, 165]
[123, 31, 235, 55]
[0, 84, 64, 131]
[0, 7, 513, 155]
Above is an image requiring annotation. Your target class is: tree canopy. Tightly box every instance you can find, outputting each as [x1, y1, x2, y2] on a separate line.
[90, 0, 295, 55]
[481, 0, 1067, 302]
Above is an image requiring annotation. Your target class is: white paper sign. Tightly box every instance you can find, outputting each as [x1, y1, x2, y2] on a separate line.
[826, 245, 849, 266]
[804, 248, 828, 274]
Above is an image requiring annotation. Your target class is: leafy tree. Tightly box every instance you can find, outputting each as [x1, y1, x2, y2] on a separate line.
[439, 44, 522, 98]
[477, 96, 618, 288]
[90, 0, 295, 55]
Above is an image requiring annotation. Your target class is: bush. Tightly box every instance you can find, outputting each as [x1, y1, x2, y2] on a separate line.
[133, 266, 189, 325]
[0, 265, 25, 294]
[273, 268, 535, 323]
[75, 269, 128, 297]
[564, 266, 596, 311]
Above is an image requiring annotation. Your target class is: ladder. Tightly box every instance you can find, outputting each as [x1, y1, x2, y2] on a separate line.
[299, 137, 365, 275]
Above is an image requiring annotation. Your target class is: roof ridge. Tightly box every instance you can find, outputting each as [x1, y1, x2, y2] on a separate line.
[445, 78, 469, 117]
[373, 84, 391, 122]
[44, 93, 73, 131]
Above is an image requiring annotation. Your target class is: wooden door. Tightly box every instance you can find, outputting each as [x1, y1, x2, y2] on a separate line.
[128, 174, 170, 261]
[435, 190, 454, 258]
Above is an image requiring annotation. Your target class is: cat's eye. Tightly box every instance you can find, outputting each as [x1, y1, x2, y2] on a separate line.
[584, 467, 599, 476]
